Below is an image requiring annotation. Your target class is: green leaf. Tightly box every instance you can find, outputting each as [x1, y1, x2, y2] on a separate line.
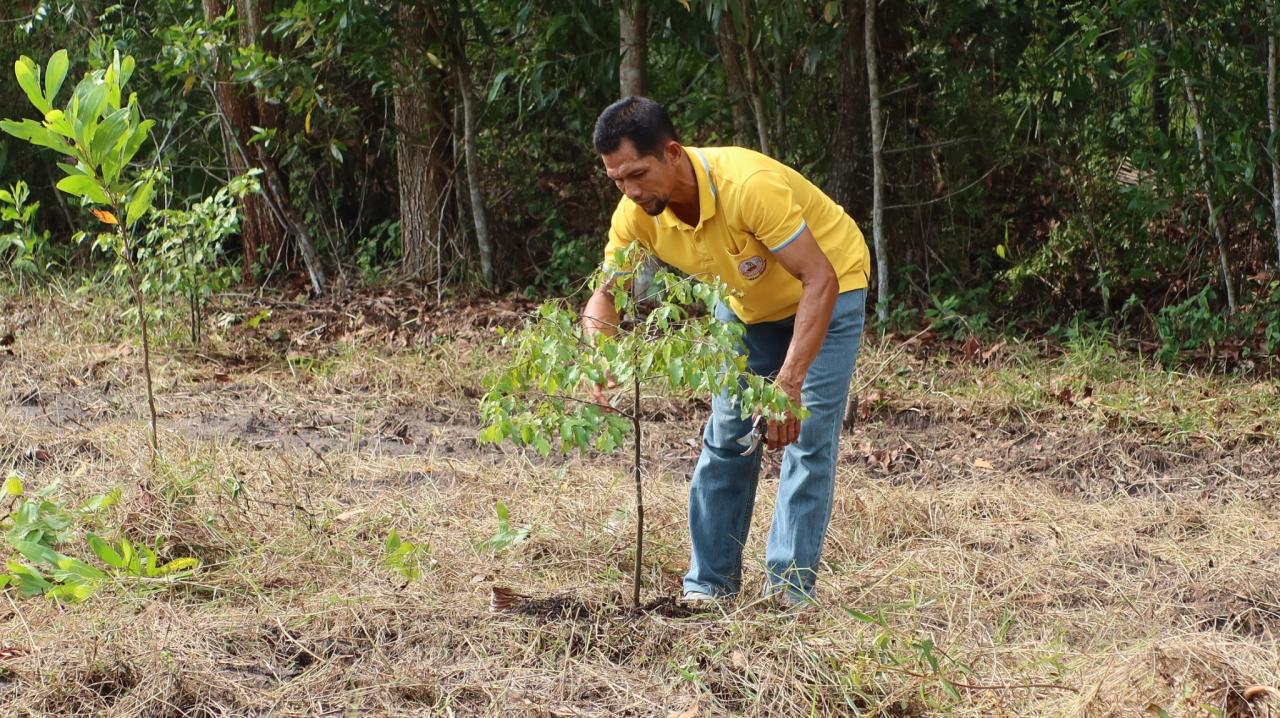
[125, 177, 155, 227]
[151, 557, 198, 577]
[72, 80, 111, 136]
[89, 106, 130, 164]
[0, 119, 75, 157]
[44, 50, 69, 107]
[49, 579, 97, 602]
[2, 474, 22, 497]
[938, 679, 962, 702]
[56, 175, 110, 205]
[53, 554, 108, 582]
[119, 55, 136, 89]
[14, 56, 49, 114]
[119, 118, 153, 166]
[13, 539, 59, 567]
[79, 489, 120, 512]
[87, 534, 126, 568]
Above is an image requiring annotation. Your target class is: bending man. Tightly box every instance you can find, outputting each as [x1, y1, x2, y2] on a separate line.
[581, 96, 871, 607]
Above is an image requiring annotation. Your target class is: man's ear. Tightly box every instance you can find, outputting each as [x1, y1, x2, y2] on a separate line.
[663, 140, 683, 165]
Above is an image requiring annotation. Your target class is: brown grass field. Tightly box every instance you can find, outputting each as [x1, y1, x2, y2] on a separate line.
[1, 286, 1278, 717]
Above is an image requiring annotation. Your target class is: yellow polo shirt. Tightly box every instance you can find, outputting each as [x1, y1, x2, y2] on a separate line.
[602, 146, 871, 323]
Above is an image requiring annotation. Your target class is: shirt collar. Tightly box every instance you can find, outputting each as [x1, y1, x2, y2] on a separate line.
[657, 146, 718, 230]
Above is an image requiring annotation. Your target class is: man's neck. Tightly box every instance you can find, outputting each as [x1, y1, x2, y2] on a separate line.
[667, 151, 700, 227]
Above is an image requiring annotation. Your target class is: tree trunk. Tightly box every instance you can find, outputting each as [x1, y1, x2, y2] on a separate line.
[201, 0, 285, 282]
[866, 0, 888, 323]
[1269, 0, 1280, 270]
[1162, 6, 1236, 313]
[619, 0, 647, 97]
[771, 40, 785, 156]
[715, 9, 752, 146]
[826, 0, 867, 213]
[1152, 22, 1172, 138]
[455, 55, 495, 288]
[737, 1, 770, 155]
[395, 3, 454, 278]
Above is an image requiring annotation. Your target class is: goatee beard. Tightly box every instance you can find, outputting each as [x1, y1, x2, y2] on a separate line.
[643, 198, 669, 217]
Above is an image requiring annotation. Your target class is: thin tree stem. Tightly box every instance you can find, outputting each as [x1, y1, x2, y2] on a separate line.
[866, 0, 888, 323]
[632, 371, 643, 608]
[1162, 4, 1236, 313]
[119, 222, 159, 467]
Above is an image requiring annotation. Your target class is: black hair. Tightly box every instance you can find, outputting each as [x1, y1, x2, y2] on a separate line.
[592, 96, 678, 157]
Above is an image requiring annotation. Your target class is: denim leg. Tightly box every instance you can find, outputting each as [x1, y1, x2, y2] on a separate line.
[764, 289, 867, 598]
[683, 303, 790, 596]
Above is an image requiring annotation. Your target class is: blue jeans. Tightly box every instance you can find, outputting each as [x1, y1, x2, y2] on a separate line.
[683, 288, 866, 600]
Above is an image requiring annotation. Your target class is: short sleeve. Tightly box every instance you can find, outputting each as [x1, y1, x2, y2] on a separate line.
[741, 170, 808, 252]
[601, 200, 646, 276]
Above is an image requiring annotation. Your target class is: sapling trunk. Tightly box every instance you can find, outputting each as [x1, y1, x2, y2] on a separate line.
[631, 371, 644, 607]
[119, 223, 159, 466]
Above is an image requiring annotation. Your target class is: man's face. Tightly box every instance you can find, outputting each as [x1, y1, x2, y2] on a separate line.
[601, 138, 679, 216]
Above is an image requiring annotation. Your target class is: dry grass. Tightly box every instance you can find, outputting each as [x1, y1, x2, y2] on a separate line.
[1, 287, 1278, 717]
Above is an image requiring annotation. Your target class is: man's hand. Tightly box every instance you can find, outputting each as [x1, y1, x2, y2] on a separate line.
[765, 377, 803, 449]
[589, 371, 618, 407]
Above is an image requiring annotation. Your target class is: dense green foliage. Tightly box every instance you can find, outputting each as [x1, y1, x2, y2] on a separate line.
[2, 1, 1279, 366]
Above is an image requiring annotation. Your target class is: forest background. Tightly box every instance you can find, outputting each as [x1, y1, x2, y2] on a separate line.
[3, 0, 1279, 368]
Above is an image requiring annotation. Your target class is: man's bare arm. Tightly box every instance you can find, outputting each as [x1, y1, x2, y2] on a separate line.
[768, 227, 839, 448]
[580, 276, 627, 404]
[581, 278, 622, 340]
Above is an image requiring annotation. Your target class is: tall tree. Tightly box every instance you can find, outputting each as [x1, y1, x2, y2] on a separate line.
[452, 10, 495, 288]
[1269, 0, 1280, 270]
[619, 0, 647, 97]
[737, 0, 770, 155]
[1162, 4, 1236, 313]
[395, 2, 455, 279]
[826, 0, 867, 213]
[201, 0, 284, 281]
[714, 8, 753, 145]
[865, 0, 887, 322]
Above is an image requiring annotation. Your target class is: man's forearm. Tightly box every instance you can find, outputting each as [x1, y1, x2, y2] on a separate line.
[776, 274, 838, 391]
[581, 286, 622, 340]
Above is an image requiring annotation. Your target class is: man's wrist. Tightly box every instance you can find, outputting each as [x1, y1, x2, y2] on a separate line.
[775, 369, 804, 395]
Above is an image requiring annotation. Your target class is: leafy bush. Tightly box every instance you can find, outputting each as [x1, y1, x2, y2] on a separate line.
[0, 180, 52, 285]
[0, 473, 198, 603]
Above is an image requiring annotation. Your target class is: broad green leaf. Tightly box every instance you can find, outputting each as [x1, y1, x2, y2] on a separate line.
[50, 579, 98, 602]
[119, 55, 136, 91]
[119, 118, 154, 166]
[0, 119, 74, 157]
[53, 555, 108, 582]
[125, 177, 155, 228]
[87, 534, 125, 568]
[14, 56, 49, 114]
[386, 530, 401, 553]
[14, 539, 59, 566]
[2, 474, 22, 497]
[56, 175, 110, 204]
[43, 50, 68, 107]
[79, 489, 120, 512]
[89, 106, 130, 164]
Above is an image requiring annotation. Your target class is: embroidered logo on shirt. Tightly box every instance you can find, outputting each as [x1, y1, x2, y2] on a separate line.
[738, 256, 766, 279]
